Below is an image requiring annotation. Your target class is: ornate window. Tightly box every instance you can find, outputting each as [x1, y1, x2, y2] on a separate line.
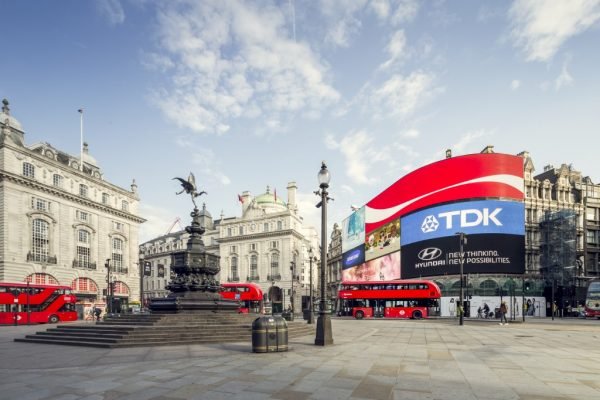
[112, 238, 123, 270]
[31, 219, 49, 262]
[77, 230, 91, 268]
[231, 257, 239, 280]
[270, 253, 279, 277]
[121, 200, 129, 211]
[264, 223, 269, 232]
[23, 162, 35, 178]
[32, 197, 49, 212]
[239, 226, 244, 235]
[76, 210, 89, 222]
[277, 221, 283, 230]
[250, 255, 258, 279]
[53, 174, 63, 188]
[102, 193, 110, 205]
[79, 184, 88, 197]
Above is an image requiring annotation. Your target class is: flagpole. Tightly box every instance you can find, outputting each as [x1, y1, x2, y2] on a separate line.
[78, 109, 83, 172]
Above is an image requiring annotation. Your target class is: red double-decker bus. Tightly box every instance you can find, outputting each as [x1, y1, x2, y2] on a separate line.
[338, 280, 441, 319]
[220, 283, 264, 313]
[0, 282, 78, 325]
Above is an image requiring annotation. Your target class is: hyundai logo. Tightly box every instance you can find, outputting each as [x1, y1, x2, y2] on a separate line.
[418, 247, 442, 261]
[421, 215, 439, 233]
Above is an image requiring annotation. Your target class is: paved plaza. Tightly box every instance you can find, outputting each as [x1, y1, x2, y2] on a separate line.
[1, 318, 600, 400]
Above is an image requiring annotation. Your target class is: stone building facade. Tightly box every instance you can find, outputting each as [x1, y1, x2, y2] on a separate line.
[0, 99, 145, 313]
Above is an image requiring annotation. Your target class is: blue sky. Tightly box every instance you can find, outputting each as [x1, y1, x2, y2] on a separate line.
[2, 0, 599, 243]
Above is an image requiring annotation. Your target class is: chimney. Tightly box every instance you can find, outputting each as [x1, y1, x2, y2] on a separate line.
[287, 181, 297, 212]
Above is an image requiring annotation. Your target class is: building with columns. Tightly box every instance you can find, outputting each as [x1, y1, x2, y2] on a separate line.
[0, 99, 145, 315]
[139, 183, 319, 314]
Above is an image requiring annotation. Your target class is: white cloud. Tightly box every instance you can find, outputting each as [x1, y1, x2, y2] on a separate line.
[510, 79, 521, 90]
[402, 128, 420, 138]
[389, 0, 420, 25]
[509, 0, 600, 62]
[379, 30, 407, 70]
[97, 0, 125, 26]
[174, 137, 231, 186]
[452, 129, 491, 153]
[363, 71, 443, 119]
[326, 131, 395, 185]
[138, 203, 179, 243]
[555, 57, 574, 90]
[150, 1, 340, 134]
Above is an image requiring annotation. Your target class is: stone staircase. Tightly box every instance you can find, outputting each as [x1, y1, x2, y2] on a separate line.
[14, 313, 315, 348]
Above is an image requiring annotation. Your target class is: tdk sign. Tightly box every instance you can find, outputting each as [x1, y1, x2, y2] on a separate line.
[421, 208, 502, 233]
[401, 200, 524, 246]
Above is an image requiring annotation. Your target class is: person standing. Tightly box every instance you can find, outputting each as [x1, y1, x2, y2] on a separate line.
[499, 301, 508, 325]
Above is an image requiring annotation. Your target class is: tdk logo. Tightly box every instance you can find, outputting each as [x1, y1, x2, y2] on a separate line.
[422, 207, 502, 232]
[421, 215, 439, 233]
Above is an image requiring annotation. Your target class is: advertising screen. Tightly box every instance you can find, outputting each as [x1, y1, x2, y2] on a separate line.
[365, 218, 400, 261]
[342, 245, 366, 269]
[341, 206, 366, 253]
[401, 200, 525, 246]
[401, 234, 525, 278]
[341, 252, 400, 282]
[365, 153, 524, 234]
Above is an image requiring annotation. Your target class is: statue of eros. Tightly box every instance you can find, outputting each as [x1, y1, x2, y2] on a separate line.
[173, 172, 207, 208]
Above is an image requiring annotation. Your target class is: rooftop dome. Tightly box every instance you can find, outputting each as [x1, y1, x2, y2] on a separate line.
[253, 186, 287, 208]
[0, 99, 24, 132]
[198, 203, 212, 218]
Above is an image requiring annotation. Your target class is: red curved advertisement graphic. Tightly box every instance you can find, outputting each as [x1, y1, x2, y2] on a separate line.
[365, 153, 524, 233]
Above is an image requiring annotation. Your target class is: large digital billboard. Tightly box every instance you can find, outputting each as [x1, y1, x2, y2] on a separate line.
[365, 218, 400, 261]
[365, 153, 524, 234]
[341, 252, 400, 282]
[401, 200, 525, 246]
[401, 234, 524, 278]
[340, 152, 525, 282]
[341, 206, 365, 253]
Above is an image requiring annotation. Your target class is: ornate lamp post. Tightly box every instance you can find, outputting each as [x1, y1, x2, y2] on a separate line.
[308, 247, 316, 324]
[315, 161, 333, 346]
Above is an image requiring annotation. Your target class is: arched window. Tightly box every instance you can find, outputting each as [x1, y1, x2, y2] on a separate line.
[231, 257, 238, 281]
[250, 255, 258, 279]
[26, 273, 58, 285]
[271, 253, 279, 278]
[112, 238, 123, 270]
[31, 219, 49, 262]
[71, 277, 98, 293]
[77, 230, 91, 268]
[23, 162, 35, 178]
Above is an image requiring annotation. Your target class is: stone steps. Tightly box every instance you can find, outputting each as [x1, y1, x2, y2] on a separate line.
[14, 314, 315, 348]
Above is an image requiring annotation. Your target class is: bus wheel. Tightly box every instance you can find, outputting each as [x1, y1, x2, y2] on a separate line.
[49, 315, 59, 324]
[355, 310, 364, 320]
[412, 310, 422, 319]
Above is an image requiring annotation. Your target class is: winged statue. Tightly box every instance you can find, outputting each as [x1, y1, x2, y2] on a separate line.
[173, 173, 207, 208]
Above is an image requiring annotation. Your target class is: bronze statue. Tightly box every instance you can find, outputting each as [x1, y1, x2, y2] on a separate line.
[173, 172, 207, 208]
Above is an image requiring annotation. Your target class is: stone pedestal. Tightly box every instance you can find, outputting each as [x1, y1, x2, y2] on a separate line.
[149, 206, 238, 314]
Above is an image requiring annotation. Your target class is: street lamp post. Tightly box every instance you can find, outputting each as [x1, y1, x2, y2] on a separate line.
[105, 259, 112, 314]
[308, 248, 315, 324]
[271, 279, 275, 315]
[315, 161, 333, 346]
[456, 232, 467, 326]
[290, 261, 295, 315]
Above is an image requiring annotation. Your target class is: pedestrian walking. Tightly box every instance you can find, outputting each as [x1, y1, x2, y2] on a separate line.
[499, 301, 508, 325]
